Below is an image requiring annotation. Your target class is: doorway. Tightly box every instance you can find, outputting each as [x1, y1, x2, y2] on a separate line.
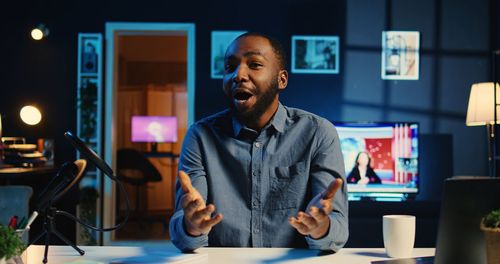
[104, 22, 195, 245]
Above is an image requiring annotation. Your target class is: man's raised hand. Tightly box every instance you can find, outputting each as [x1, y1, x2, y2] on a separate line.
[178, 170, 223, 236]
[288, 178, 343, 239]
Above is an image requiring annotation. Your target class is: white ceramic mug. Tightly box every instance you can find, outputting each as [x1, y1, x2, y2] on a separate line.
[383, 215, 416, 258]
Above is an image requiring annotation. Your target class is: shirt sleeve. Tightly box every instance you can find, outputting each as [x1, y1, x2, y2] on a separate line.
[169, 125, 210, 252]
[305, 119, 349, 251]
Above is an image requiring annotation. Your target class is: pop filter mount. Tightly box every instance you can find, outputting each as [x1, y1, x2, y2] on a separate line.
[29, 131, 131, 264]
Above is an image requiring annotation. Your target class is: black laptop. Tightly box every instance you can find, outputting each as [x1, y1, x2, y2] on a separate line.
[434, 177, 500, 264]
[373, 177, 500, 264]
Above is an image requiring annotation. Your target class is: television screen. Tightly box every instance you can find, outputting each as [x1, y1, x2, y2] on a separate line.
[333, 122, 419, 201]
[131, 116, 178, 143]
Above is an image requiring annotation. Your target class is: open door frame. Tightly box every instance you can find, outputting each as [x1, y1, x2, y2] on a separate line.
[103, 22, 195, 245]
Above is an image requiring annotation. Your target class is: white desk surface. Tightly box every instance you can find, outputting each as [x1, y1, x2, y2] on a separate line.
[25, 245, 435, 264]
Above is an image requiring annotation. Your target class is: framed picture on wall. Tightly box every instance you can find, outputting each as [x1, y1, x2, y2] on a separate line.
[381, 31, 420, 80]
[80, 36, 101, 74]
[211, 30, 247, 79]
[291, 35, 340, 74]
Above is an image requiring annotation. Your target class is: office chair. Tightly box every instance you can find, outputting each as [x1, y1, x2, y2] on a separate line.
[116, 148, 163, 229]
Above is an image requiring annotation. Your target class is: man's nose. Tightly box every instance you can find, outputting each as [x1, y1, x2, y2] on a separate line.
[232, 65, 249, 83]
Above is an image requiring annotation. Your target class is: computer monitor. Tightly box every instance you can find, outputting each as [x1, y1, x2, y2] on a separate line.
[131, 116, 178, 152]
[333, 122, 419, 201]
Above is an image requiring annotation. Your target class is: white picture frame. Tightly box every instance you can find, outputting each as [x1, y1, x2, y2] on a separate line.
[211, 30, 247, 79]
[381, 31, 420, 80]
[291, 35, 340, 74]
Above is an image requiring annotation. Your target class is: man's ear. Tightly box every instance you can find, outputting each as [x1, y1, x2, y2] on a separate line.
[278, 70, 288, 90]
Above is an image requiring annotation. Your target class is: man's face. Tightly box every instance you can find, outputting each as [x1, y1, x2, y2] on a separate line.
[222, 36, 286, 124]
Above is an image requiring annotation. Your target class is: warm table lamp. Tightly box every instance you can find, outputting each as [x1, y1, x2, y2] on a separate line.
[0, 105, 42, 164]
[20, 105, 42, 125]
[466, 82, 500, 177]
[0, 105, 42, 139]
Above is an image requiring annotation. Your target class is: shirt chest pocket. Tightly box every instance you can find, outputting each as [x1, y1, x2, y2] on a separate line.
[269, 161, 307, 210]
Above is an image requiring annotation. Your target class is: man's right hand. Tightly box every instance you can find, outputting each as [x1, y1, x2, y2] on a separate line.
[178, 170, 223, 236]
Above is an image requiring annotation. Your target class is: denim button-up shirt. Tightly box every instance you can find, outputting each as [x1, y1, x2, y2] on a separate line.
[169, 103, 348, 252]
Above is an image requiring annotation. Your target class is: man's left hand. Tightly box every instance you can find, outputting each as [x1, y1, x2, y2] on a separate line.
[288, 178, 343, 239]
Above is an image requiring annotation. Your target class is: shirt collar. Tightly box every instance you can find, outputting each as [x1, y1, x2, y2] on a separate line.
[231, 103, 286, 137]
[232, 115, 245, 137]
[270, 103, 286, 133]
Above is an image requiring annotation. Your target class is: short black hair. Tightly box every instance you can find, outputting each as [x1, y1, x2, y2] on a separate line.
[234, 32, 288, 71]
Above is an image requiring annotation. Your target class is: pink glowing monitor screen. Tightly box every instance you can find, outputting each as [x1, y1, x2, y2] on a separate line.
[131, 116, 178, 143]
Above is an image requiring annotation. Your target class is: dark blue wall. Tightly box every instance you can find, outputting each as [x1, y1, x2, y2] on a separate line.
[0, 0, 498, 245]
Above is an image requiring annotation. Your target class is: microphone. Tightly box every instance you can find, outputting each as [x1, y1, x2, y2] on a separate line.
[35, 159, 87, 212]
[27, 132, 130, 263]
[64, 131, 114, 179]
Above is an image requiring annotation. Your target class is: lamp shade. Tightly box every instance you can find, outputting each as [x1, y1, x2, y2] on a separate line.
[466, 82, 500, 126]
[20, 105, 42, 125]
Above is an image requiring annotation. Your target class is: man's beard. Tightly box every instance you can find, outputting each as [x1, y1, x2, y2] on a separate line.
[228, 78, 279, 126]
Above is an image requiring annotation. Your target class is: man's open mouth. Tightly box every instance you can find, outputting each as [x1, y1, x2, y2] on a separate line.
[231, 89, 256, 110]
[233, 89, 254, 101]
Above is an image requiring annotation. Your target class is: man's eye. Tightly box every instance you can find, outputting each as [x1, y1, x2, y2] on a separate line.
[249, 62, 263, 68]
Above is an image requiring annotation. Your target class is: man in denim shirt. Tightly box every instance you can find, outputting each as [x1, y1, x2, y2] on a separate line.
[169, 32, 348, 252]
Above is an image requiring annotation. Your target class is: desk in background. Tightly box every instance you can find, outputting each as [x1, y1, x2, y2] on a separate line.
[0, 163, 56, 185]
[25, 245, 435, 264]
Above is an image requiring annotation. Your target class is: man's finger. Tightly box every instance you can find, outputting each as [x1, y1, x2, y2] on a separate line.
[178, 170, 194, 193]
[192, 204, 216, 223]
[298, 212, 318, 229]
[323, 178, 343, 200]
[289, 217, 309, 234]
[184, 199, 203, 219]
[180, 193, 196, 209]
[309, 206, 328, 222]
[199, 213, 223, 230]
[319, 199, 333, 214]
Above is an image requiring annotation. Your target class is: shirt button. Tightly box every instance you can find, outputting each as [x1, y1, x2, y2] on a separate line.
[254, 142, 261, 148]
[254, 228, 260, 233]
[252, 200, 259, 208]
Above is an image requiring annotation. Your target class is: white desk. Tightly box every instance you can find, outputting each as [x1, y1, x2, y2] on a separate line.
[25, 245, 435, 264]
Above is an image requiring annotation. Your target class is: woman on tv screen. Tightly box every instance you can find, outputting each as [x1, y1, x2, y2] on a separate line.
[346, 151, 382, 184]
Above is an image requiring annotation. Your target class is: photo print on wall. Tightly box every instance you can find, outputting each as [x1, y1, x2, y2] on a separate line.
[291, 35, 340, 74]
[211, 30, 247, 79]
[80, 36, 101, 74]
[381, 31, 420, 80]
